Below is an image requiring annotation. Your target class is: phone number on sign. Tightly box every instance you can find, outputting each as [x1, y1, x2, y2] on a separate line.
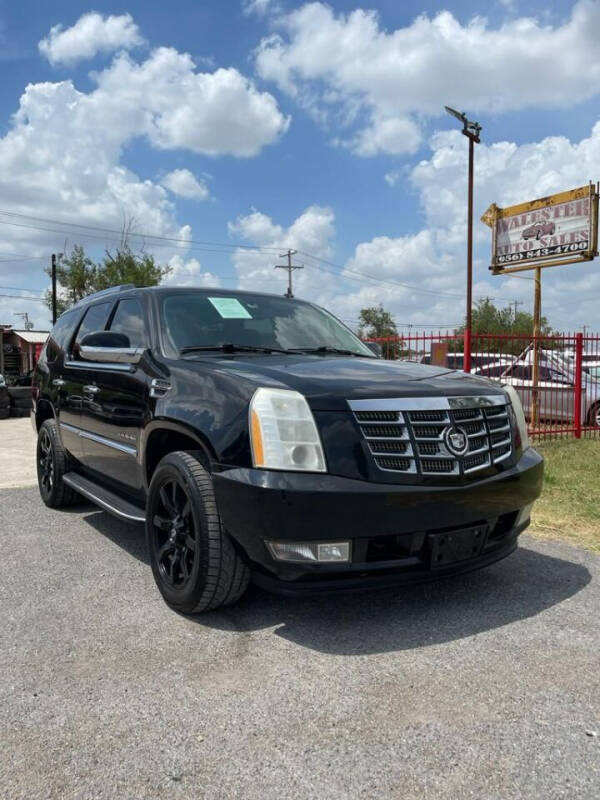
[496, 240, 589, 264]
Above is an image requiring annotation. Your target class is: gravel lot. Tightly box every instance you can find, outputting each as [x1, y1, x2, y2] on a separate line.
[0, 417, 37, 488]
[1, 484, 599, 799]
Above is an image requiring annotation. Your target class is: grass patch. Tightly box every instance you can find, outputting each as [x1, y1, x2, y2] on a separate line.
[529, 438, 600, 553]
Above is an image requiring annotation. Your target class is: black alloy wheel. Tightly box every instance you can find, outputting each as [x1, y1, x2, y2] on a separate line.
[152, 479, 197, 589]
[36, 419, 78, 508]
[38, 427, 54, 496]
[146, 451, 250, 613]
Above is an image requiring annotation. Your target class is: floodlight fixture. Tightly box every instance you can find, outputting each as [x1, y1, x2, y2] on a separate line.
[444, 106, 481, 142]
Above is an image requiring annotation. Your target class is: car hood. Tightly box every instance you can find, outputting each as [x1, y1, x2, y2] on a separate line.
[186, 354, 506, 411]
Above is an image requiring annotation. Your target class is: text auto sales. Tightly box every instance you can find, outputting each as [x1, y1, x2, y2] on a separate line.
[495, 198, 590, 264]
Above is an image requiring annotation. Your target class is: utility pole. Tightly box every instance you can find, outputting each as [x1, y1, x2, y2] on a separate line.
[275, 249, 303, 298]
[444, 106, 481, 373]
[512, 299, 524, 321]
[51, 253, 57, 325]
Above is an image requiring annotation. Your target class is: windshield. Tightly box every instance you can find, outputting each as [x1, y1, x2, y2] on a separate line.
[161, 292, 374, 357]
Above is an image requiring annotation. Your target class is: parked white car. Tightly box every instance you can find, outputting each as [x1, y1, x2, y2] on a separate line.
[498, 348, 600, 426]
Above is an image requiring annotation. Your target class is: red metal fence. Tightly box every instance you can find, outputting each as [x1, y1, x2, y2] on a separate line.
[365, 332, 600, 442]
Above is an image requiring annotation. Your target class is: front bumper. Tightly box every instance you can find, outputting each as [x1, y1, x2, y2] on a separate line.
[212, 447, 543, 592]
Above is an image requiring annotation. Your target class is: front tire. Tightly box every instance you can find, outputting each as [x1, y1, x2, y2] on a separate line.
[37, 419, 78, 507]
[146, 451, 250, 613]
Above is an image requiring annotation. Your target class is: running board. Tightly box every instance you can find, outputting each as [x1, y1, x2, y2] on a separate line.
[63, 473, 146, 524]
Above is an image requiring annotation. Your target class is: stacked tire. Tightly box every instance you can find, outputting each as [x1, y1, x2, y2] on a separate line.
[8, 386, 32, 418]
[0, 387, 9, 420]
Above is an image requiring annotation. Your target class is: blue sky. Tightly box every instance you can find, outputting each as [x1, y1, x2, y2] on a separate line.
[0, 0, 599, 331]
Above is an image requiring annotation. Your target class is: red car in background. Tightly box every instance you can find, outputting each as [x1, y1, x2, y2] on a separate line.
[522, 221, 556, 240]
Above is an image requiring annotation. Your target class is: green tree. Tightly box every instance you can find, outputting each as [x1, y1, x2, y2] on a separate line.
[358, 304, 401, 359]
[455, 297, 554, 354]
[358, 304, 398, 339]
[95, 245, 171, 291]
[44, 244, 171, 316]
[44, 245, 97, 316]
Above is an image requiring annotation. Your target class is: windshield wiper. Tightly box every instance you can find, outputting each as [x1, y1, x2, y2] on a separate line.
[287, 346, 371, 357]
[180, 343, 292, 355]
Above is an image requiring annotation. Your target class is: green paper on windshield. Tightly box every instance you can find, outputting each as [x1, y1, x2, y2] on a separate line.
[208, 297, 252, 319]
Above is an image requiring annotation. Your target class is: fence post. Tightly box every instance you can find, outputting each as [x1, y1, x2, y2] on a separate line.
[574, 332, 583, 439]
[464, 327, 472, 373]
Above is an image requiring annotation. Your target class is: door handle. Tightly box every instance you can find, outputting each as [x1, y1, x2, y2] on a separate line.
[52, 378, 65, 388]
[83, 385, 100, 395]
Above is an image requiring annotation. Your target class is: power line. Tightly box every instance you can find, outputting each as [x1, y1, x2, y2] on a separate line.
[297, 249, 519, 304]
[0, 285, 44, 294]
[0, 207, 542, 305]
[0, 209, 283, 253]
[0, 293, 46, 302]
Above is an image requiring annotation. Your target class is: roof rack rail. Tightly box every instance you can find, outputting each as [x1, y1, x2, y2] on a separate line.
[71, 284, 136, 309]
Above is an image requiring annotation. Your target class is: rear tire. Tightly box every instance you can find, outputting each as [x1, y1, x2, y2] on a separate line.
[146, 451, 250, 614]
[37, 419, 78, 508]
[0, 406, 9, 420]
[588, 402, 600, 428]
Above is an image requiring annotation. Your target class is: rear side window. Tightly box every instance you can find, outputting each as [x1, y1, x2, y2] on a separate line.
[509, 366, 533, 381]
[45, 311, 78, 363]
[108, 298, 146, 348]
[74, 302, 112, 351]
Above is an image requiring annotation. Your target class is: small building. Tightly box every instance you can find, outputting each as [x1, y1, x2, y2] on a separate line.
[0, 327, 49, 379]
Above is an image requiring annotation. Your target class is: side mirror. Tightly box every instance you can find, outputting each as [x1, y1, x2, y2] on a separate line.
[365, 341, 383, 357]
[79, 331, 144, 365]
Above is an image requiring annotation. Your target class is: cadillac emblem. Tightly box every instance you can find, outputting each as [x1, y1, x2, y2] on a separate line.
[444, 426, 469, 456]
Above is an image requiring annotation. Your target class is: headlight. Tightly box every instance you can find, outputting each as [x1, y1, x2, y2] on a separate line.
[249, 387, 327, 472]
[503, 384, 529, 450]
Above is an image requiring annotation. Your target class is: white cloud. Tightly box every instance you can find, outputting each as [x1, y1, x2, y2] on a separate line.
[229, 205, 336, 296]
[163, 255, 221, 287]
[371, 120, 600, 329]
[255, 0, 600, 155]
[243, 0, 278, 16]
[39, 12, 143, 66]
[161, 169, 210, 200]
[0, 37, 288, 324]
[226, 119, 600, 331]
[94, 48, 289, 157]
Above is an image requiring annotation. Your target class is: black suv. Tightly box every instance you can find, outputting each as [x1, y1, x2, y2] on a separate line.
[32, 285, 543, 613]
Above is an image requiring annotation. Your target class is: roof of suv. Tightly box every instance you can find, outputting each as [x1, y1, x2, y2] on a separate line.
[74, 284, 311, 308]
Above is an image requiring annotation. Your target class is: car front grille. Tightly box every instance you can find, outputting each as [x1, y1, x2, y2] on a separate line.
[350, 396, 514, 477]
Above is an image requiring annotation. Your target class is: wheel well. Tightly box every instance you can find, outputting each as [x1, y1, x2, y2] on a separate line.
[145, 428, 211, 484]
[35, 400, 54, 431]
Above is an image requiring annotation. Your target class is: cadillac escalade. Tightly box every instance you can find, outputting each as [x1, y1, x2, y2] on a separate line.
[32, 285, 543, 613]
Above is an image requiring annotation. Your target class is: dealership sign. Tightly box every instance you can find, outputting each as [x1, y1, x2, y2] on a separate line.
[482, 184, 598, 273]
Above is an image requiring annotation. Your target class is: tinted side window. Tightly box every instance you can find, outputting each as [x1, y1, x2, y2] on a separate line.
[510, 365, 533, 381]
[108, 298, 146, 348]
[74, 302, 112, 354]
[45, 311, 78, 363]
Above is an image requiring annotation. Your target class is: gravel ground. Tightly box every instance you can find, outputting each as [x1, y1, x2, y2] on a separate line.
[0, 417, 37, 488]
[1, 486, 599, 800]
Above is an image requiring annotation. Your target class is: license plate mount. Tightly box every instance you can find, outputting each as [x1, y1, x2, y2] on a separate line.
[429, 525, 488, 568]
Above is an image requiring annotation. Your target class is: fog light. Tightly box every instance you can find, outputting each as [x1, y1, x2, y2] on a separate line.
[516, 502, 534, 526]
[266, 540, 351, 563]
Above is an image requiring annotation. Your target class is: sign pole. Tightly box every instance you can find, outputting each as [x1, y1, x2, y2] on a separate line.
[531, 266, 542, 426]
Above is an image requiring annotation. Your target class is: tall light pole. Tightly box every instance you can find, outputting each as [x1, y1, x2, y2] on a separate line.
[444, 106, 481, 373]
